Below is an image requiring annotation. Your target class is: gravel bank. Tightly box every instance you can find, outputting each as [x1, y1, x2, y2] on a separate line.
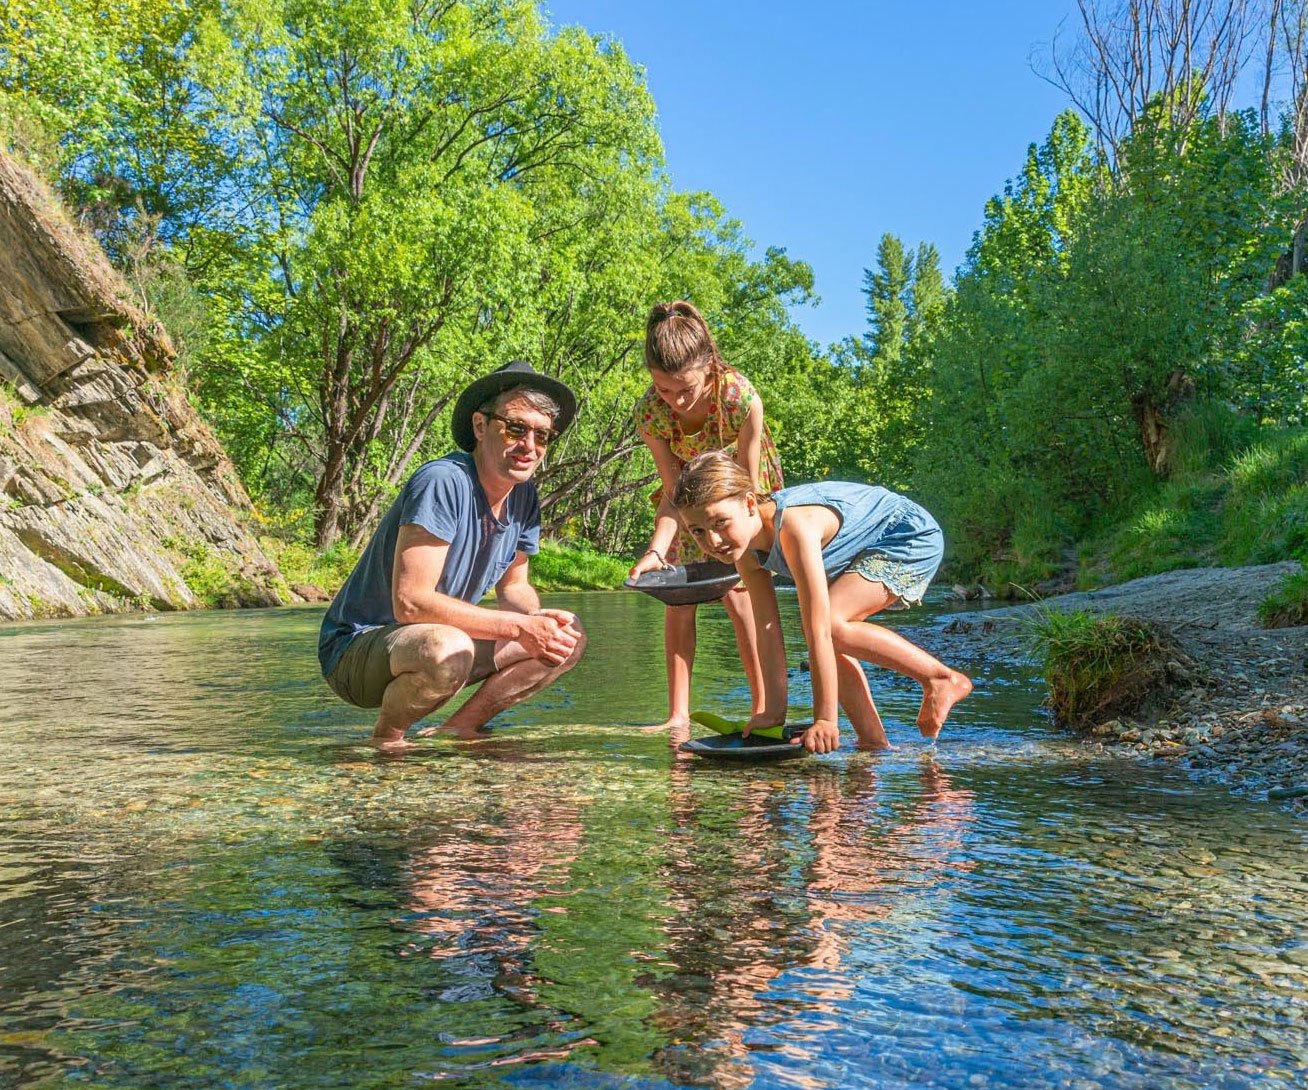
[935, 562, 1308, 815]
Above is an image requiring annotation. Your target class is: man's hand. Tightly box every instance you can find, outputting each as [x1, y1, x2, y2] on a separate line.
[517, 610, 580, 666]
[801, 719, 841, 754]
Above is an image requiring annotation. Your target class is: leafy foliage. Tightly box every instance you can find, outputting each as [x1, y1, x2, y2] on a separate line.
[6, 2, 1308, 589]
[910, 104, 1308, 585]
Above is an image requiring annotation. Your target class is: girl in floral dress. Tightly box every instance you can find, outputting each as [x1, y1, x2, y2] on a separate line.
[628, 300, 784, 732]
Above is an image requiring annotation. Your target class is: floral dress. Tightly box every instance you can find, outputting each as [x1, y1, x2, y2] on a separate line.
[634, 366, 784, 563]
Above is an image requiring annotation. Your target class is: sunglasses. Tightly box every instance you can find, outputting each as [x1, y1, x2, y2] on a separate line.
[483, 411, 558, 448]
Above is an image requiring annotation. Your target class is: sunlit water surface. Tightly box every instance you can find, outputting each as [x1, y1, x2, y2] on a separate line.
[1, 592, 1305, 1089]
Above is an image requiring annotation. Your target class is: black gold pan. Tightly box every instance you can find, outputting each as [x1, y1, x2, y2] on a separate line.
[679, 723, 813, 761]
[625, 560, 741, 606]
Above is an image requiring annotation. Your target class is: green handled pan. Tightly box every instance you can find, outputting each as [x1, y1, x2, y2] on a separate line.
[681, 711, 813, 760]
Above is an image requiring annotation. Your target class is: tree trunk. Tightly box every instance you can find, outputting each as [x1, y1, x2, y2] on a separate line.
[314, 445, 348, 548]
[1132, 369, 1195, 478]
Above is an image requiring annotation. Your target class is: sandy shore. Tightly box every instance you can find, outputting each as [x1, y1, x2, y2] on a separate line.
[934, 561, 1308, 815]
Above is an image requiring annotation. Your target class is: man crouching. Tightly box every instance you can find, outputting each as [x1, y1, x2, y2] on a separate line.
[318, 361, 587, 750]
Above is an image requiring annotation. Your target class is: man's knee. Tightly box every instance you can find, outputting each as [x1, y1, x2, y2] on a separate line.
[410, 626, 476, 698]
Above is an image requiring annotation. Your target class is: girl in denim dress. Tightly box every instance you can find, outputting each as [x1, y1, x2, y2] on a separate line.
[671, 451, 972, 753]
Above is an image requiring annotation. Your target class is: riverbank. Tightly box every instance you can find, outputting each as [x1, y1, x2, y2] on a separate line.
[935, 561, 1308, 815]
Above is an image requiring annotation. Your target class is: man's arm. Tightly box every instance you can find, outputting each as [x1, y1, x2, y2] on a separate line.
[495, 548, 580, 666]
[391, 523, 532, 643]
[494, 550, 541, 615]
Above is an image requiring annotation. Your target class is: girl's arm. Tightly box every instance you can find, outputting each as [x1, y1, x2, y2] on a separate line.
[629, 433, 684, 579]
[733, 393, 765, 489]
[737, 550, 788, 728]
[777, 508, 842, 754]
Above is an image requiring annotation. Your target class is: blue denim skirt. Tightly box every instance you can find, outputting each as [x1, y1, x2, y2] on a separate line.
[846, 501, 943, 606]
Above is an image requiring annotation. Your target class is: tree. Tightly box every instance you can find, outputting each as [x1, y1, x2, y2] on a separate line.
[193, 0, 665, 547]
[1047, 0, 1263, 161]
[863, 233, 910, 369]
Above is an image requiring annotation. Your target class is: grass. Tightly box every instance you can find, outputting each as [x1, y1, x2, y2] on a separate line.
[530, 539, 630, 591]
[260, 536, 360, 595]
[1259, 565, 1308, 628]
[1079, 423, 1308, 586]
[1025, 607, 1175, 728]
[1220, 430, 1308, 565]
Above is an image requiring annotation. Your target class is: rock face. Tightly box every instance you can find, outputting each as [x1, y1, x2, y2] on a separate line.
[0, 151, 285, 620]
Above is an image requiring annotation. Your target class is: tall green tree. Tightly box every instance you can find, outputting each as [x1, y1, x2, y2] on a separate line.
[193, 0, 666, 546]
[863, 233, 910, 368]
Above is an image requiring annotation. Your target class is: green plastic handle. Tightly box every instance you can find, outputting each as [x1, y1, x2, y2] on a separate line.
[689, 710, 786, 740]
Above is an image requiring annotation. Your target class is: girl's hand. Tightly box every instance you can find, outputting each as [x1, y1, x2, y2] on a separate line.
[801, 720, 841, 754]
[628, 549, 670, 580]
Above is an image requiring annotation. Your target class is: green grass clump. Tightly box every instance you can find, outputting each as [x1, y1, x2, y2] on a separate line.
[1220, 430, 1308, 565]
[530, 540, 629, 591]
[1026, 608, 1174, 728]
[1259, 565, 1308, 629]
[260, 537, 359, 595]
[167, 536, 261, 608]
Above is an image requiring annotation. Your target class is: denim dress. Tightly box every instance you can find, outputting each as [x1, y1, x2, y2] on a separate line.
[758, 481, 944, 604]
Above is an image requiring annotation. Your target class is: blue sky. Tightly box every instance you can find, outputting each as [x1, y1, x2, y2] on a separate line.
[543, 1, 1080, 348]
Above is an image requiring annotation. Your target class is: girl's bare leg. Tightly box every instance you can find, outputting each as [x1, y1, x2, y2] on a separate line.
[720, 582, 767, 717]
[642, 603, 697, 732]
[836, 653, 891, 749]
[827, 576, 972, 740]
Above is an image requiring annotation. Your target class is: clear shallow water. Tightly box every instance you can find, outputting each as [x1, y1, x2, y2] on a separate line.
[1, 593, 1305, 1090]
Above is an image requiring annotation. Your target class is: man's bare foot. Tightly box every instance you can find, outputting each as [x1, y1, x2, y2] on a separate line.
[369, 733, 419, 753]
[413, 722, 489, 740]
[640, 714, 690, 734]
[853, 730, 895, 751]
[916, 670, 973, 739]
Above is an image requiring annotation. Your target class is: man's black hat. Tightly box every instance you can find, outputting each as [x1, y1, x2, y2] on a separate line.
[451, 360, 578, 452]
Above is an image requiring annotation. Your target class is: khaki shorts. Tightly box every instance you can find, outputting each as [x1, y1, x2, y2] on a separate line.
[325, 624, 499, 708]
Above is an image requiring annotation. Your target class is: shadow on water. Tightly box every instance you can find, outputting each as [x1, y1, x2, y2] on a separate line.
[0, 592, 1305, 1089]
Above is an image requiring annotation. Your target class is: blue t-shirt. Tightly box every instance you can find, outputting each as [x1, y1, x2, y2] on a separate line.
[318, 452, 541, 677]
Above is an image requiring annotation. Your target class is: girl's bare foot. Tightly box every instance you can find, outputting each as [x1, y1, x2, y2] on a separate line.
[640, 714, 690, 734]
[916, 671, 973, 739]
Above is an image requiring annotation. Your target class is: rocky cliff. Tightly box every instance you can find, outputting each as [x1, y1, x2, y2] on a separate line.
[0, 151, 285, 620]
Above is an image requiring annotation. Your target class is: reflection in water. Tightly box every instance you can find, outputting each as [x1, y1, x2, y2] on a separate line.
[648, 759, 975, 1089]
[385, 784, 593, 1074]
[0, 599, 1306, 1089]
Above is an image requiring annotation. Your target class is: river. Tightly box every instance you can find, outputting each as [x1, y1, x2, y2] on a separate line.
[1, 591, 1305, 1088]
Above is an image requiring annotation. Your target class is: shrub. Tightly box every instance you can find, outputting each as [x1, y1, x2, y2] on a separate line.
[1027, 609, 1180, 728]
[260, 536, 359, 595]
